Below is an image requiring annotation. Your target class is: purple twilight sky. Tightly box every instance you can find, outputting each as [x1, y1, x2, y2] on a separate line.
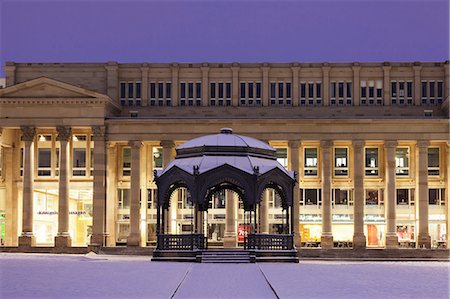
[1, 0, 449, 77]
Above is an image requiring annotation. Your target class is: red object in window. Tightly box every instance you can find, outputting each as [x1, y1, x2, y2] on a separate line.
[238, 225, 250, 242]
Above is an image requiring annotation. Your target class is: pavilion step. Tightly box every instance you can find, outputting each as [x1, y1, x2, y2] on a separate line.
[199, 251, 254, 263]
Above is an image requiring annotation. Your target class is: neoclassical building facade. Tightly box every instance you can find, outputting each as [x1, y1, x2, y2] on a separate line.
[0, 61, 449, 251]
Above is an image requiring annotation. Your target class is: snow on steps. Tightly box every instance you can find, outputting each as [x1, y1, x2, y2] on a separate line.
[199, 250, 255, 263]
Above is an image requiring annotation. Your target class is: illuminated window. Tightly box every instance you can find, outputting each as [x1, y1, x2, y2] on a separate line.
[275, 148, 288, 169]
[365, 148, 379, 176]
[122, 147, 131, 176]
[428, 147, 439, 176]
[334, 148, 348, 176]
[153, 147, 163, 169]
[395, 147, 409, 176]
[304, 148, 318, 176]
[300, 189, 322, 206]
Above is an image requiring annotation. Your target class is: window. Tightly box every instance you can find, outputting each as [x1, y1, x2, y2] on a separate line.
[150, 81, 171, 106]
[38, 148, 51, 176]
[333, 189, 352, 206]
[395, 147, 409, 176]
[188, 82, 194, 98]
[361, 80, 383, 106]
[300, 83, 306, 99]
[275, 148, 288, 169]
[365, 189, 382, 205]
[334, 148, 348, 176]
[421, 80, 442, 105]
[210, 190, 226, 209]
[396, 189, 413, 205]
[331, 81, 352, 106]
[248, 82, 254, 98]
[72, 148, 86, 176]
[120, 82, 126, 99]
[300, 81, 322, 106]
[118, 189, 130, 209]
[239, 81, 261, 106]
[392, 80, 413, 105]
[150, 82, 156, 99]
[428, 147, 439, 176]
[166, 82, 172, 99]
[429, 188, 445, 205]
[437, 81, 443, 100]
[226, 82, 232, 99]
[128, 82, 134, 99]
[122, 147, 131, 176]
[157, 82, 163, 99]
[195, 82, 201, 99]
[135, 82, 141, 99]
[365, 148, 379, 176]
[286, 82, 292, 99]
[153, 147, 163, 169]
[270, 82, 276, 99]
[210, 82, 216, 99]
[147, 189, 157, 209]
[300, 189, 322, 206]
[304, 148, 318, 176]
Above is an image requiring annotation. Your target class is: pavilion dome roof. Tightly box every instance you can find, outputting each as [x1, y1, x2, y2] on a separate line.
[157, 128, 294, 179]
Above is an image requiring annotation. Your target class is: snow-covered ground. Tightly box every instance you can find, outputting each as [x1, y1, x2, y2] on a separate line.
[0, 253, 448, 299]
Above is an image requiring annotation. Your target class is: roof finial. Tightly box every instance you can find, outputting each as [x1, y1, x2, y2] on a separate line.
[220, 128, 233, 134]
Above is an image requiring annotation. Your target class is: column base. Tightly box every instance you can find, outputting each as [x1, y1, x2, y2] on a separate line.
[294, 232, 301, 249]
[127, 233, 141, 247]
[417, 233, 431, 249]
[223, 232, 237, 248]
[320, 234, 333, 249]
[55, 234, 72, 248]
[90, 233, 109, 247]
[18, 234, 35, 247]
[352, 234, 366, 250]
[385, 233, 399, 249]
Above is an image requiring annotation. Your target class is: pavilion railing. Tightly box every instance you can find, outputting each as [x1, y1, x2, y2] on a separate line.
[156, 233, 207, 250]
[245, 233, 294, 250]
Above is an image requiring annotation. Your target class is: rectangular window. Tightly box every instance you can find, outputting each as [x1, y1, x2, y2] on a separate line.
[240, 82, 246, 99]
[338, 82, 344, 98]
[188, 82, 194, 99]
[135, 82, 141, 98]
[157, 82, 163, 99]
[301, 189, 321, 206]
[395, 147, 409, 176]
[72, 148, 87, 176]
[300, 83, 306, 98]
[270, 82, 276, 99]
[316, 83, 322, 98]
[226, 82, 231, 99]
[304, 148, 318, 176]
[118, 189, 130, 209]
[166, 82, 172, 99]
[193, 82, 200, 99]
[180, 82, 186, 99]
[399, 82, 405, 97]
[437, 81, 443, 98]
[346, 82, 352, 98]
[38, 148, 51, 176]
[396, 189, 409, 205]
[365, 189, 379, 205]
[256, 82, 262, 99]
[128, 82, 134, 98]
[210, 82, 216, 98]
[429, 188, 445, 205]
[421, 81, 427, 98]
[286, 82, 292, 99]
[334, 148, 348, 176]
[428, 147, 439, 176]
[407, 81, 413, 98]
[122, 147, 131, 176]
[361, 87, 367, 98]
[330, 82, 336, 99]
[365, 148, 379, 176]
[333, 189, 349, 205]
[150, 82, 156, 99]
[391, 81, 397, 97]
[429, 81, 435, 98]
[248, 83, 254, 98]
[278, 82, 284, 98]
[153, 147, 163, 169]
[308, 83, 314, 98]
[120, 82, 126, 99]
[275, 148, 288, 169]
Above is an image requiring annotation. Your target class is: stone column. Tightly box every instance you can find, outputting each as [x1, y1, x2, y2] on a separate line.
[259, 190, 270, 234]
[105, 61, 118, 102]
[4, 62, 16, 87]
[127, 141, 142, 246]
[383, 64, 391, 106]
[201, 64, 209, 107]
[18, 126, 36, 247]
[141, 64, 149, 106]
[352, 140, 366, 249]
[413, 64, 422, 106]
[288, 140, 301, 247]
[261, 64, 270, 107]
[171, 64, 179, 106]
[352, 64, 361, 106]
[231, 64, 240, 107]
[320, 140, 333, 248]
[446, 142, 450, 247]
[90, 126, 108, 246]
[291, 65, 300, 107]
[322, 65, 330, 106]
[54, 126, 72, 247]
[161, 140, 176, 233]
[417, 140, 431, 248]
[106, 142, 117, 246]
[223, 190, 237, 247]
[385, 140, 398, 248]
[3, 129, 18, 246]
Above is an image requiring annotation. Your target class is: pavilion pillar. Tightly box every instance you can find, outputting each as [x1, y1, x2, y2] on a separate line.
[127, 141, 142, 246]
[224, 190, 237, 248]
[417, 141, 431, 248]
[18, 126, 36, 247]
[288, 140, 301, 247]
[320, 140, 333, 249]
[54, 126, 72, 248]
[352, 140, 366, 249]
[161, 140, 176, 233]
[385, 140, 398, 248]
[259, 190, 270, 234]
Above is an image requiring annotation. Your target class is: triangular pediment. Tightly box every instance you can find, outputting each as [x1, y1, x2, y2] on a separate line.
[0, 77, 107, 99]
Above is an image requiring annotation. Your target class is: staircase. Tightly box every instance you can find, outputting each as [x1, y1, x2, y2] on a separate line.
[199, 250, 255, 263]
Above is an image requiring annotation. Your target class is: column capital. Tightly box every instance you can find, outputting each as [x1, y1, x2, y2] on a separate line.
[321, 66, 330, 74]
[413, 65, 422, 72]
[92, 126, 107, 141]
[288, 140, 300, 148]
[128, 140, 142, 149]
[56, 126, 72, 142]
[352, 65, 361, 72]
[291, 66, 300, 73]
[320, 140, 333, 148]
[200, 66, 210, 74]
[20, 126, 36, 142]
[160, 140, 175, 148]
[416, 140, 430, 149]
[261, 66, 270, 73]
[384, 140, 397, 148]
[231, 66, 240, 73]
[352, 140, 365, 149]
[140, 66, 149, 73]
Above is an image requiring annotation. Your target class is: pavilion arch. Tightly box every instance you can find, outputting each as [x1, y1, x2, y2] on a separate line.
[155, 166, 196, 209]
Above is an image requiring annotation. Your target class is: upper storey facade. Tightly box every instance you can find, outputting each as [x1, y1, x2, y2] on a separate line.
[3, 61, 449, 119]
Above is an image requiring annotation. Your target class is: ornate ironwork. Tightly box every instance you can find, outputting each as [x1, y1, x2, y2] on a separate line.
[157, 233, 207, 250]
[245, 234, 294, 250]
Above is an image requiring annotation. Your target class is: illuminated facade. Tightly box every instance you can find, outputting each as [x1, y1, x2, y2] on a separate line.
[0, 61, 449, 251]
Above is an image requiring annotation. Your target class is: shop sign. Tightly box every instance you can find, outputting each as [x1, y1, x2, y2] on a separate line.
[300, 214, 321, 222]
[238, 225, 250, 242]
[37, 210, 87, 215]
[364, 214, 385, 222]
[332, 214, 352, 222]
[429, 214, 445, 221]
